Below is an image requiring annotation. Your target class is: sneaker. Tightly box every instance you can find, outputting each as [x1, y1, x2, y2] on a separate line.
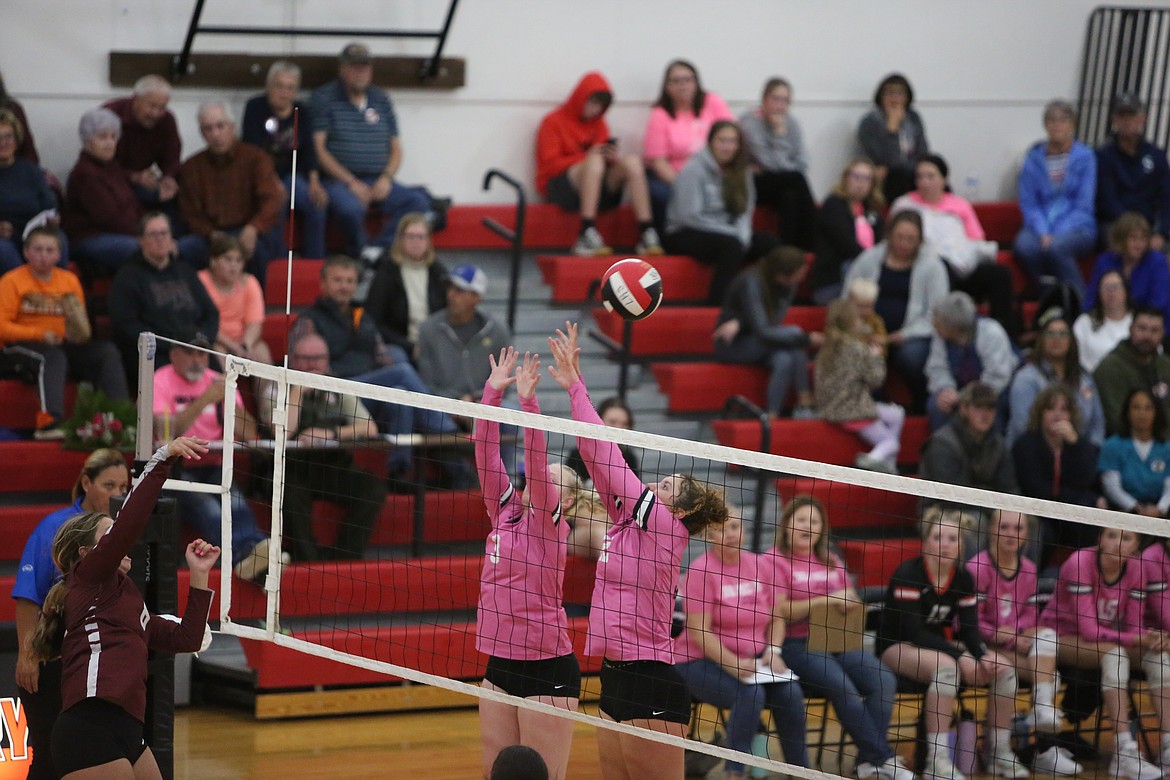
[1033, 701, 1062, 734]
[635, 227, 665, 255]
[872, 756, 915, 780]
[990, 747, 1030, 779]
[1111, 740, 1162, 780]
[572, 226, 612, 256]
[1161, 743, 1170, 774]
[855, 452, 898, 474]
[33, 425, 65, 441]
[923, 754, 966, 780]
[856, 761, 880, 780]
[791, 405, 817, 420]
[1034, 746, 1082, 777]
[233, 539, 275, 585]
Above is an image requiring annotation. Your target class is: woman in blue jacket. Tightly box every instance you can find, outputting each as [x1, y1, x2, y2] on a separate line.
[1013, 100, 1097, 300]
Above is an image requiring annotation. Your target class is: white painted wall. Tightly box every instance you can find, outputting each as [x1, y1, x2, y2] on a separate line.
[4, 0, 1170, 204]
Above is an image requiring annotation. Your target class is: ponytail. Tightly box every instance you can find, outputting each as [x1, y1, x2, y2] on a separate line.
[28, 512, 106, 663]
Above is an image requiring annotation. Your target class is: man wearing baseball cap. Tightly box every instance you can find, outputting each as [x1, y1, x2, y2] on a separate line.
[309, 42, 432, 256]
[1096, 92, 1170, 249]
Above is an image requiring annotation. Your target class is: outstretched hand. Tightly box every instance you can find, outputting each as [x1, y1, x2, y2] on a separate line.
[487, 347, 519, 392]
[168, 436, 209, 460]
[547, 321, 582, 391]
[516, 352, 541, 399]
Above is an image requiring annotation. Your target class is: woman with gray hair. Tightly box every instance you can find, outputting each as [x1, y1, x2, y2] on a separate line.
[1013, 100, 1098, 300]
[924, 290, 1018, 430]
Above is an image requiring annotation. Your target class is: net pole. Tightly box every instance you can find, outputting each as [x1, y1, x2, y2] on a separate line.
[135, 332, 157, 462]
[218, 362, 239, 620]
[263, 370, 290, 636]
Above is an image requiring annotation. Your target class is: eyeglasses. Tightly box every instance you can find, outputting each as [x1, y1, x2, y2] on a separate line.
[668, 76, 695, 85]
[199, 121, 230, 132]
[1045, 329, 1072, 337]
[402, 232, 429, 240]
[0, 132, 15, 142]
[293, 353, 329, 362]
[142, 229, 171, 239]
[848, 171, 875, 181]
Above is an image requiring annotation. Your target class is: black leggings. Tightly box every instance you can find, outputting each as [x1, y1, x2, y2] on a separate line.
[754, 170, 817, 250]
[945, 261, 1019, 339]
[664, 229, 778, 304]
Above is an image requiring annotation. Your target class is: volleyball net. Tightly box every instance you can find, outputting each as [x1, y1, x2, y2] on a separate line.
[137, 333, 1170, 778]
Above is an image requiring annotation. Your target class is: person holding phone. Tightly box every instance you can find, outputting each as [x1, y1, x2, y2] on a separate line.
[535, 72, 661, 257]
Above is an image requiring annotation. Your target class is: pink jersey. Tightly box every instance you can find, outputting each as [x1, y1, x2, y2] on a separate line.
[643, 93, 735, 172]
[1040, 547, 1146, 645]
[769, 549, 851, 639]
[1142, 542, 1170, 632]
[571, 379, 688, 662]
[967, 550, 1041, 650]
[675, 550, 775, 662]
[473, 383, 572, 660]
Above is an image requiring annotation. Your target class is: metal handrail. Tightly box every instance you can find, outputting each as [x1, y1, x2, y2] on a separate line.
[480, 169, 527, 332]
[721, 394, 773, 553]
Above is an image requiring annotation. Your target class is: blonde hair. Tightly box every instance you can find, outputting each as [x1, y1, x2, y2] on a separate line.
[389, 212, 435, 268]
[29, 512, 107, 662]
[819, 298, 861, 365]
[919, 505, 978, 562]
[72, 449, 128, 502]
[557, 464, 604, 523]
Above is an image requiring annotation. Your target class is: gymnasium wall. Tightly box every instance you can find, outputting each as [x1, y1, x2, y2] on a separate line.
[3, 0, 1167, 204]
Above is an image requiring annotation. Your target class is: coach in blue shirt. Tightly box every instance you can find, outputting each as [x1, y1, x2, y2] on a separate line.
[310, 42, 431, 256]
[1096, 93, 1170, 251]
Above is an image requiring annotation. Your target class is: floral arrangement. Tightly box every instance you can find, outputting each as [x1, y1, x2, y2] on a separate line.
[62, 384, 138, 451]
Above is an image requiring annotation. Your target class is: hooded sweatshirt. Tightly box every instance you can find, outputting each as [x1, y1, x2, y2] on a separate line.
[535, 72, 612, 195]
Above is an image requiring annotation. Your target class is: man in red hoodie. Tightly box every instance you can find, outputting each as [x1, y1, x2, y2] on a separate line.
[535, 72, 661, 257]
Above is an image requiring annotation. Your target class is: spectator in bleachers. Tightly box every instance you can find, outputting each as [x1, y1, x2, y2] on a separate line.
[770, 496, 911, 780]
[843, 210, 949, 412]
[196, 234, 272, 365]
[0, 70, 39, 162]
[739, 78, 816, 250]
[242, 60, 328, 260]
[857, 73, 928, 203]
[364, 213, 449, 360]
[535, 72, 660, 257]
[1039, 526, 1166, 780]
[178, 100, 285, 281]
[664, 121, 777, 305]
[847, 277, 888, 356]
[877, 508, 1025, 780]
[1098, 387, 1170, 518]
[310, 42, 432, 257]
[890, 154, 1016, 337]
[0, 109, 67, 274]
[1095, 93, 1170, 249]
[811, 159, 884, 305]
[643, 60, 734, 231]
[712, 245, 819, 419]
[924, 291, 1017, 431]
[1093, 307, 1170, 435]
[1084, 212, 1170, 323]
[300, 254, 456, 480]
[816, 299, 904, 474]
[1013, 100, 1097, 300]
[1074, 270, 1132, 373]
[107, 212, 219, 377]
[920, 381, 1018, 498]
[967, 510, 1083, 776]
[153, 331, 280, 583]
[13, 448, 129, 780]
[564, 396, 641, 483]
[0, 227, 127, 436]
[1012, 385, 1104, 563]
[675, 512, 808, 778]
[103, 75, 181, 210]
[266, 331, 388, 561]
[1006, 308, 1105, 446]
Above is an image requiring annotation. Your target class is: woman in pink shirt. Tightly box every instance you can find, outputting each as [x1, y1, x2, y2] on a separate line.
[772, 496, 911, 780]
[197, 233, 271, 364]
[473, 347, 578, 780]
[643, 60, 733, 230]
[548, 322, 728, 780]
[675, 513, 806, 779]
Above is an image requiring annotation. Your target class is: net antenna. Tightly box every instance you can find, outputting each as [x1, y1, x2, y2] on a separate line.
[283, 105, 299, 368]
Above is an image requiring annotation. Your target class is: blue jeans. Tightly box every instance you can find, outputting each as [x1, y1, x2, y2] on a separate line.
[324, 176, 430, 255]
[172, 464, 267, 555]
[714, 330, 809, 414]
[889, 336, 932, 412]
[1013, 226, 1096, 300]
[647, 170, 672, 234]
[74, 232, 203, 273]
[675, 658, 808, 773]
[353, 363, 457, 471]
[282, 172, 328, 259]
[0, 232, 70, 274]
[782, 639, 898, 766]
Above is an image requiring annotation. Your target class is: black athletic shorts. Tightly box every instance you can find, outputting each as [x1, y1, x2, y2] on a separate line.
[52, 697, 147, 775]
[545, 172, 624, 212]
[599, 658, 691, 724]
[484, 653, 582, 699]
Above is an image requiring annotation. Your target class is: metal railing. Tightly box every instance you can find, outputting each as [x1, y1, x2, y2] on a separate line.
[480, 169, 527, 332]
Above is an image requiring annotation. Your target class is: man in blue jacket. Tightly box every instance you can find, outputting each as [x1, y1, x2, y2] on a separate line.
[1096, 93, 1170, 251]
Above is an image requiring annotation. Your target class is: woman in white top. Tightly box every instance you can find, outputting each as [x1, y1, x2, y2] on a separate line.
[1073, 270, 1133, 373]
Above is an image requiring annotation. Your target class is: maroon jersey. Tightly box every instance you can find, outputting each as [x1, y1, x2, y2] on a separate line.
[59, 445, 213, 722]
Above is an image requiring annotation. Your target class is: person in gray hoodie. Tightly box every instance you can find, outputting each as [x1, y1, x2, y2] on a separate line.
[663, 120, 777, 304]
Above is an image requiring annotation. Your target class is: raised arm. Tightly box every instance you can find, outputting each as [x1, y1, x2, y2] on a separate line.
[473, 348, 518, 517]
[515, 351, 558, 520]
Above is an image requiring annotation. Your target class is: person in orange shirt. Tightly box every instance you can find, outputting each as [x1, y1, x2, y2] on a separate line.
[196, 233, 272, 365]
[0, 227, 127, 436]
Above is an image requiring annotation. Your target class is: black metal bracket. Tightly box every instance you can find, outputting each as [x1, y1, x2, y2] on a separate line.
[481, 169, 527, 332]
[173, 0, 461, 84]
[721, 394, 773, 554]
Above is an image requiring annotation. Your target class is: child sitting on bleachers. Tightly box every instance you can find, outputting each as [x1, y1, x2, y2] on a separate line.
[197, 233, 271, 365]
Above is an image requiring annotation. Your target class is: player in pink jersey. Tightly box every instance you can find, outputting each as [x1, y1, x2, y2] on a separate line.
[771, 496, 912, 780]
[1040, 527, 1166, 780]
[968, 511, 1078, 776]
[27, 436, 217, 779]
[1141, 538, 1170, 771]
[548, 322, 728, 780]
[675, 513, 807, 779]
[474, 347, 579, 780]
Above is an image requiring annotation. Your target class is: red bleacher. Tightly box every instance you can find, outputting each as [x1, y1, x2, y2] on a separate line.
[537, 254, 713, 304]
[711, 416, 930, 467]
[837, 537, 923, 588]
[774, 476, 918, 532]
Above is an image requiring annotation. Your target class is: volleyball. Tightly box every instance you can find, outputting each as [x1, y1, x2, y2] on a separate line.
[600, 259, 663, 321]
